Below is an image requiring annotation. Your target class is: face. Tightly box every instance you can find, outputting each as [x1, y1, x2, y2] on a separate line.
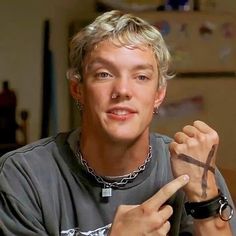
[70, 40, 166, 143]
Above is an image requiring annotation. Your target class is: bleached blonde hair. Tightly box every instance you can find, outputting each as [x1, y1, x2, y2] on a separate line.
[67, 10, 173, 88]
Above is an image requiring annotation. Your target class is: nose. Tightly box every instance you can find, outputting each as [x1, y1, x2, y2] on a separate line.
[111, 77, 132, 100]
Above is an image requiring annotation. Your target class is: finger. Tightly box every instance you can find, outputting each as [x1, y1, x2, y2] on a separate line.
[161, 221, 171, 234]
[141, 175, 189, 212]
[149, 221, 171, 236]
[153, 221, 171, 236]
[173, 132, 189, 144]
[182, 125, 199, 137]
[169, 141, 185, 156]
[193, 120, 219, 144]
[156, 205, 173, 225]
[193, 120, 214, 134]
[142, 205, 173, 232]
[182, 125, 207, 146]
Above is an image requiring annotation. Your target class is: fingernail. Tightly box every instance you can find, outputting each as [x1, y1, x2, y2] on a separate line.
[183, 174, 190, 182]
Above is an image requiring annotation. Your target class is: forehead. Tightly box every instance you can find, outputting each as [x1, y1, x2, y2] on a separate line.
[84, 39, 158, 69]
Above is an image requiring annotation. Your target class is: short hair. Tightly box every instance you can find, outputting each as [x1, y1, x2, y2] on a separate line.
[67, 10, 172, 88]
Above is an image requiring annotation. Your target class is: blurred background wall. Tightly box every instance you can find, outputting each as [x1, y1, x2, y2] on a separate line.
[0, 0, 96, 142]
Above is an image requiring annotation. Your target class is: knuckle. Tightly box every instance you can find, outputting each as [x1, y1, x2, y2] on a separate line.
[165, 220, 171, 231]
[182, 125, 191, 132]
[169, 142, 183, 155]
[139, 203, 151, 216]
[155, 215, 163, 226]
[154, 220, 171, 236]
[185, 138, 196, 147]
[198, 133, 206, 142]
[174, 132, 182, 139]
[169, 142, 177, 152]
[158, 205, 173, 222]
[211, 130, 219, 143]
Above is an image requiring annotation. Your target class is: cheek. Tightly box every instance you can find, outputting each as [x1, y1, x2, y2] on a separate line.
[84, 86, 108, 109]
[142, 90, 157, 106]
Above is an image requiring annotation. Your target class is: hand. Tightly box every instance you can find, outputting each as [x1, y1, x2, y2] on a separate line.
[109, 175, 189, 236]
[169, 120, 219, 201]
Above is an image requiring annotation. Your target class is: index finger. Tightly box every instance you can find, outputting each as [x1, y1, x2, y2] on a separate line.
[142, 175, 189, 212]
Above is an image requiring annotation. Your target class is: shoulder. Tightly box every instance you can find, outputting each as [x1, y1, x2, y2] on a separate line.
[149, 132, 173, 180]
[150, 132, 173, 145]
[0, 132, 71, 174]
[150, 132, 173, 157]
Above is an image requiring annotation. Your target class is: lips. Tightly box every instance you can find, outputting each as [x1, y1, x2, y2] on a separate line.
[107, 107, 137, 120]
[110, 109, 130, 115]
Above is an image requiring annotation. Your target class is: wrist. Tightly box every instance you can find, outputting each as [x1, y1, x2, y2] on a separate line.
[185, 190, 234, 221]
[184, 174, 218, 201]
[186, 185, 218, 202]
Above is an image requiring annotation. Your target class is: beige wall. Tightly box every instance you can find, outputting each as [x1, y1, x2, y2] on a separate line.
[151, 78, 236, 170]
[0, 0, 96, 142]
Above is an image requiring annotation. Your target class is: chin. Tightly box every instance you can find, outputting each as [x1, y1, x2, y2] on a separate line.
[106, 128, 147, 144]
[108, 136, 136, 145]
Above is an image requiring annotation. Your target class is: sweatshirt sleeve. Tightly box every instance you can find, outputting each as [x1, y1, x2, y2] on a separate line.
[215, 168, 236, 233]
[0, 154, 48, 236]
[0, 192, 48, 236]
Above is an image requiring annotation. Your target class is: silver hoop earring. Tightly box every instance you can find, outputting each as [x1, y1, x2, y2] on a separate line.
[153, 107, 158, 115]
[76, 100, 83, 112]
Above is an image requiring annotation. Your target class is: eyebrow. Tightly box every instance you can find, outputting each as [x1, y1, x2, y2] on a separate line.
[86, 57, 155, 72]
[86, 58, 116, 71]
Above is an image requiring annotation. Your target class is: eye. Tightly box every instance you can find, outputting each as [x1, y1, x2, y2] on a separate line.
[137, 75, 149, 81]
[95, 72, 113, 79]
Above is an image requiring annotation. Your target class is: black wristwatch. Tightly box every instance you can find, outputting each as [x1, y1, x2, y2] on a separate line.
[185, 191, 234, 220]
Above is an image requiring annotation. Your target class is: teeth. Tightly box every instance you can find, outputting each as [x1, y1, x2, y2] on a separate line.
[112, 110, 129, 115]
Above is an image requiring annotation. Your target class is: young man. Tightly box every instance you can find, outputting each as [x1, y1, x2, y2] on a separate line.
[0, 10, 235, 235]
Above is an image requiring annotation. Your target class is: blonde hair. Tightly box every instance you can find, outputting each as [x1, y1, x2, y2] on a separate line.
[67, 10, 172, 88]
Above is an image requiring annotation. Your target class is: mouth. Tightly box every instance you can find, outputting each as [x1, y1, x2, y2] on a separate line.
[107, 107, 137, 121]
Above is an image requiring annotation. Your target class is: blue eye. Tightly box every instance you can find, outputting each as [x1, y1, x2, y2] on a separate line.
[100, 72, 109, 77]
[96, 72, 112, 79]
[137, 75, 148, 81]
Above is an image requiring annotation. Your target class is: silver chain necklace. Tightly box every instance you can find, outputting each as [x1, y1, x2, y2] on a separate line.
[75, 145, 152, 198]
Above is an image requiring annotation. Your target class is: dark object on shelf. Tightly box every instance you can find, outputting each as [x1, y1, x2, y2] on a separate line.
[0, 81, 17, 144]
[165, 0, 193, 11]
[95, 0, 165, 12]
[0, 81, 29, 156]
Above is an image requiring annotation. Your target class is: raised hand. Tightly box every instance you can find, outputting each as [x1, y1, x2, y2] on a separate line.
[169, 120, 219, 201]
[109, 175, 189, 236]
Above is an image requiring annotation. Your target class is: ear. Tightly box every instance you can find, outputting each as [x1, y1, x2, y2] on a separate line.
[154, 86, 166, 109]
[69, 78, 84, 103]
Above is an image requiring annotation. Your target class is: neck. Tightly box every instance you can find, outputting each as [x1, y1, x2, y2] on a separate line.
[79, 130, 150, 176]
